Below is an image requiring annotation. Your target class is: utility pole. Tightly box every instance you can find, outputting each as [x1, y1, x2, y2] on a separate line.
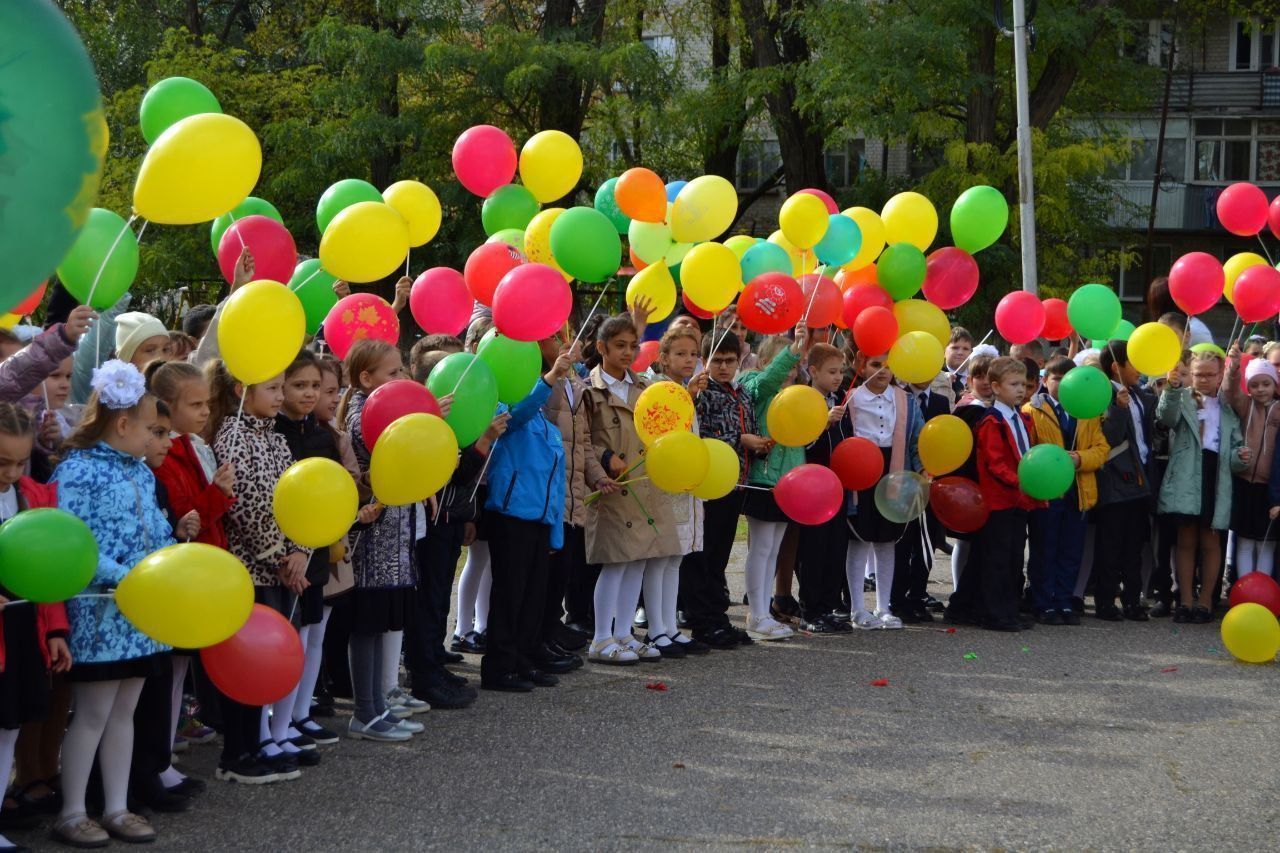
[1010, 0, 1038, 295]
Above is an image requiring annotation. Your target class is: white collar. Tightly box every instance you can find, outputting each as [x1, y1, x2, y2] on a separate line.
[855, 383, 892, 401]
[602, 371, 632, 389]
[993, 400, 1020, 420]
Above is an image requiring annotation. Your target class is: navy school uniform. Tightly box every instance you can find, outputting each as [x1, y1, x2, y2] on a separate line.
[892, 386, 951, 616]
[797, 391, 852, 623]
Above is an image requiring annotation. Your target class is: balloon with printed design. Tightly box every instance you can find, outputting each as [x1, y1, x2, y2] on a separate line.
[634, 381, 695, 445]
[322, 293, 399, 361]
[738, 273, 803, 335]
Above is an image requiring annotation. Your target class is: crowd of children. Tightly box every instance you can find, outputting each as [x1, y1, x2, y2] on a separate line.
[0, 255, 1273, 848]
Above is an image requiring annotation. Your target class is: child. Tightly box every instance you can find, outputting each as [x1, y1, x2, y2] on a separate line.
[892, 375, 952, 622]
[1225, 345, 1280, 577]
[113, 312, 171, 371]
[946, 327, 975, 396]
[1024, 358, 1108, 624]
[52, 362, 172, 846]
[1158, 350, 1246, 622]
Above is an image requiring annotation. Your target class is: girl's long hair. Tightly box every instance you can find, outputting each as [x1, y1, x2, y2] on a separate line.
[63, 391, 155, 452]
[0, 402, 34, 439]
[145, 360, 203, 407]
[203, 359, 241, 442]
[658, 324, 699, 377]
[336, 339, 397, 428]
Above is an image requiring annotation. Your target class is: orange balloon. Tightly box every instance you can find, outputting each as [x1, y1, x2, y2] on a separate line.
[615, 168, 666, 223]
[629, 245, 649, 271]
[836, 264, 878, 292]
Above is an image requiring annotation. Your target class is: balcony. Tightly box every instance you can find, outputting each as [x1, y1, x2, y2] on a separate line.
[1166, 71, 1280, 112]
[1108, 181, 1280, 231]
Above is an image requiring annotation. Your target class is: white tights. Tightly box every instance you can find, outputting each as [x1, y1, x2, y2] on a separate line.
[847, 540, 895, 614]
[157, 656, 190, 788]
[0, 727, 17, 845]
[745, 519, 787, 621]
[593, 560, 645, 644]
[380, 630, 403, 696]
[1236, 537, 1276, 577]
[455, 541, 491, 636]
[641, 555, 681, 642]
[61, 679, 145, 819]
[292, 606, 331, 722]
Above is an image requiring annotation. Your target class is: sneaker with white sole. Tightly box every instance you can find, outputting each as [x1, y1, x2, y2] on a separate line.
[621, 635, 663, 661]
[387, 686, 430, 715]
[746, 615, 794, 641]
[347, 713, 412, 742]
[852, 610, 883, 629]
[875, 610, 903, 629]
[587, 637, 639, 665]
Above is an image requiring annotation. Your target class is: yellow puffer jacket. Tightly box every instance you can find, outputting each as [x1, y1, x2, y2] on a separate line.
[1022, 395, 1110, 511]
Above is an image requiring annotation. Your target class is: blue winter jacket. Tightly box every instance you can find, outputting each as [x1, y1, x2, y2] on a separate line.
[484, 378, 567, 549]
[54, 442, 174, 664]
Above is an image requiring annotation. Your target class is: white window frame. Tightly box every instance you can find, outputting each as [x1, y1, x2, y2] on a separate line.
[1229, 18, 1280, 71]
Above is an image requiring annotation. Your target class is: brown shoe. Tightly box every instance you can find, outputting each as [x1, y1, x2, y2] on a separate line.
[101, 810, 156, 844]
[52, 813, 108, 848]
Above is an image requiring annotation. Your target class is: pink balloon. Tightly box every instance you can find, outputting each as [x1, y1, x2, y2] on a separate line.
[1216, 182, 1268, 237]
[452, 125, 517, 198]
[922, 247, 979, 310]
[1269, 196, 1280, 240]
[994, 290, 1045, 345]
[632, 340, 660, 373]
[361, 379, 442, 448]
[775, 464, 844, 525]
[411, 268, 470, 336]
[323, 293, 400, 360]
[464, 242, 525, 307]
[217, 215, 297, 286]
[1168, 252, 1224, 315]
[1233, 265, 1280, 323]
[797, 273, 842, 327]
[796, 188, 838, 214]
[492, 263, 573, 342]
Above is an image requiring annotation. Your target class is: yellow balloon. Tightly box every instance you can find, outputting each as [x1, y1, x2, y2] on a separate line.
[272, 458, 358, 548]
[634, 380, 694, 445]
[768, 230, 817, 275]
[626, 261, 677, 324]
[1220, 602, 1280, 663]
[370, 413, 459, 506]
[893, 299, 950, 346]
[779, 193, 830, 250]
[0, 314, 19, 330]
[693, 438, 740, 500]
[841, 207, 886, 271]
[681, 243, 742, 312]
[217, 280, 305, 384]
[1127, 322, 1182, 376]
[881, 191, 937, 252]
[766, 385, 828, 447]
[519, 130, 583, 203]
[319, 201, 410, 284]
[1224, 251, 1268, 303]
[887, 331, 944, 384]
[523, 207, 572, 281]
[646, 430, 710, 494]
[918, 414, 973, 477]
[133, 113, 261, 225]
[670, 175, 737, 243]
[382, 180, 441, 247]
[116, 543, 253, 648]
[722, 235, 757, 260]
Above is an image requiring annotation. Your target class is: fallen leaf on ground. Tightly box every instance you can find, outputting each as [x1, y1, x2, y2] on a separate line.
[869, 678, 889, 687]
[673, 763, 685, 769]
[1160, 666, 1178, 673]
[963, 652, 978, 660]
[645, 680, 668, 691]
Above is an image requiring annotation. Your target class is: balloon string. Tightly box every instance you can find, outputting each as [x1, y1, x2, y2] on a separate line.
[946, 328, 994, 377]
[568, 282, 612, 355]
[87, 213, 139, 372]
[584, 475, 649, 506]
[460, 435, 500, 517]
[799, 261, 830, 327]
[229, 211, 247, 252]
[1257, 234, 1274, 266]
[1226, 314, 1242, 347]
[136, 220, 149, 246]
[289, 267, 323, 294]
[2, 593, 116, 607]
[448, 355, 480, 397]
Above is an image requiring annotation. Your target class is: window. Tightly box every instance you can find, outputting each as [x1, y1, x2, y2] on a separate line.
[641, 35, 677, 63]
[1191, 119, 1280, 183]
[737, 140, 781, 190]
[1230, 19, 1280, 71]
[1113, 244, 1174, 301]
[824, 140, 866, 189]
[1118, 138, 1187, 182]
[1122, 20, 1176, 67]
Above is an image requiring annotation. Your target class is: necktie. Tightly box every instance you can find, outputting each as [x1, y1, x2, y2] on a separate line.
[1052, 399, 1074, 448]
[918, 391, 928, 413]
[1011, 413, 1028, 455]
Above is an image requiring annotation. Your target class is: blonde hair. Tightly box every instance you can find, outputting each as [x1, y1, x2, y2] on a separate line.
[755, 336, 790, 370]
[337, 339, 398, 427]
[987, 356, 1027, 384]
[64, 390, 155, 452]
[658, 325, 700, 375]
[145, 360, 203, 407]
[0, 402, 33, 439]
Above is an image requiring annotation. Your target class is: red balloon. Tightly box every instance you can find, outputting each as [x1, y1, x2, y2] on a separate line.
[798, 273, 842, 327]
[1168, 251, 1224, 315]
[774, 464, 844, 525]
[361, 379, 442, 448]
[1216, 182, 1269, 237]
[1041, 297, 1073, 340]
[453, 125, 517, 198]
[632, 339, 660, 373]
[464, 242, 525, 307]
[929, 476, 989, 533]
[738, 273, 803, 335]
[681, 291, 714, 320]
[796, 187, 838, 214]
[217, 215, 297, 287]
[922, 247, 979, 310]
[492, 263, 572, 342]
[830, 437, 884, 491]
[1269, 196, 1280, 240]
[994, 290, 1045, 345]
[1232, 265, 1280, 323]
[1228, 572, 1280, 616]
[10, 281, 47, 317]
[411, 267, 470, 336]
[200, 605, 303, 705]
[323, 293, 400, 360]
[841, 283, 893, 327]
[852, 306, 898, 356]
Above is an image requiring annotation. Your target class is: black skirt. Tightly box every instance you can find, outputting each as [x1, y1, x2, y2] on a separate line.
[68, 652, 167, 684]
[350, 587, 411, 634]
[1232, 479, 1275, 540]
[0, 605, 49, 728]
[743, 486, 789, 523]
[1168, 449, 1220, 529]
[851, 447, 907, 543]
[472, 486, 490, 541]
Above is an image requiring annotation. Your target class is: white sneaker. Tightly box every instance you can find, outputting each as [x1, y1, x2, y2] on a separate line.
[394, 717, 424, 734]
[587, 637, 639, 665]
[387, 686, 430, 715]
[346, 714, 411, 742]
[852, 610, 883, 629]
[622, 635, 662, 660]
[746, 615, 794, 641]
[875, 610, 903, 630]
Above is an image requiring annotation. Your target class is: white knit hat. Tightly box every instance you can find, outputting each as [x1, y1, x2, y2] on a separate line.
[1246, 357, 1279, 386]
[114, 312, 168, 363]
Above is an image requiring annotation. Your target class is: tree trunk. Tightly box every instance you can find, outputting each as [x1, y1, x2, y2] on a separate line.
[701, 0, 745, 182]
[536, 0, 607, 139]
[966, 19, 997, 145]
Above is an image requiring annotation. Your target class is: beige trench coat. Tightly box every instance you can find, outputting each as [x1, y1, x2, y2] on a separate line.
[542, 374, 609, 528]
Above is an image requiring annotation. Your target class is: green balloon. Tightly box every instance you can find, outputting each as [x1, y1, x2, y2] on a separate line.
[950, 185, 1009, 254]
[210, 197, 283, 254]
[56, 208, 140, 310]
[477, 329, 541, 404]
[876, 242, 927, 301]
[482, 184, 539, 236]
[487, 228, 526, 249]
[426, 352, 500, 447]
[288, 259, 338, 336]
[139, 76, 222, 146]
[0, 0, 105, 313]
[1017, 444, 1076, 500]
[1058, 364, 1112, 419]
[316, 179, 382, 235]
[594, 177, 631, 234]
[1090, 319, 1135, 349]
[0, 508, 98, 603]
[1067, 283, 1121, 341]
[550, 207, 622, 283]
[873, 471, 930, 523]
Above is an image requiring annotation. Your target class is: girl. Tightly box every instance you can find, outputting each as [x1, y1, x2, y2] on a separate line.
[113, 312, 171, 371]
[584, 315, 679, 664]
[1225, 346, 1280, 576]
[340, 341, 423, 740]
[52, 361, 172, 846]
[0, 404, 72, 853]
[1158, 350, 1247, 623]
[738, 328, 809, 641]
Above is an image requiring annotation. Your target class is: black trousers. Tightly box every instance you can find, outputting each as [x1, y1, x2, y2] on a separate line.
[977, 508, 1027, 625]
[679, 491, 742, 633]
[482, 513, 551, 681]
[406, 519, 468, 695]
[217, 695, 262, 764]
[1093, 498, 1148, 610]
[891, 519, 931, 613]
[128, 656, 173, 793]
[796, 512, 846, 621]
[322, 593, 352, 698]
[545, 524, 585, 642]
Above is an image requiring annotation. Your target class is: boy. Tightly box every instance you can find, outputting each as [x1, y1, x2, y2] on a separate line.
[892, 376, 951, 622]
[409, 334, 464, 383]
[1023, 358, 1108, 625]
[946, 327, 975, 396]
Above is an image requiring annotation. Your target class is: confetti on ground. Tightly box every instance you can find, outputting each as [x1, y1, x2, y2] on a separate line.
[939, 627, 957, 634]
[645, 681, 668, 691]
[963, 652, 978, 660]
[1207, 648, 1220, 655]
[1160, 666, 1178, 673]
[869, 678, 889, 687]
[673, 763, 686, 769]
[1020, 646, 1029, 652]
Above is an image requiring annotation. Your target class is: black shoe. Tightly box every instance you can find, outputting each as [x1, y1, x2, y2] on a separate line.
[802, 617, 840, 634]
[828, 609, 852, 624]
[937, 541, 954, 556]
[655, 640, 688, 659]
[676, 610, 690, 629]
[1095, 606, 1123, 622]
[1123, 605, 1150, 622]
[557, 624, 590, 651]
[13, 780, 60, 816]
[416, 681, 477, 709]
[136, 778, 191, 812]
[481, 673, 534, 693]
[530, 644, 578, 674]
[438, 649, 465, 665]
[671, 635, 711, 655]
[1172, 604, 1192, 623]
[731, 626, 754, 645]
[290, 747, 322, 767]
[924, 595, 945, 613]
[256, 750, 300, 781]
[523, 669, 559, 687]
[1036, 610, 1066, 626]
[440, 669, 469, 687]
[0, 799, 38, 831]
[0, 842, 30, 852]
[1191, 605, 1212, 624]
[295, 716, 340, 745]
[1149, 600, 1171, 618]
[693, 627, 738, 649]
[770, 595, 801, 620]
[450, 631, 485, 654]
[1062, 610, 1082, 625]
[547, 641, 585, 670]
[982, 619, 1022, 632]
[167, 776, 207, 798]
[215, 756, 279, 785]
[1071, 596, 1086, 614]
[824, 614, 854, 633]
[945, 608, 981, 625]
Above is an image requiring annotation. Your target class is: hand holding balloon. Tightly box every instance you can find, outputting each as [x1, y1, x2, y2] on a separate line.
[63, 305, 96, 342]
[436, 394, 454, 420]
[214, 462, 236, 497]
[827, 404, 847, 426]
[475, 412, 510, 454]
[332, 279, 351, 299]
[790, 324, 809, 355]
[544, 347, 574, 384]
[175, 510, 201, 541]
[358, 503, 383, 525]
[688, 371, 709, 397]
[38, 412, 62, 453]
[1240, 445, 1254, 464]
[231, 247, 255, 291]
[392, 276, 412, 314]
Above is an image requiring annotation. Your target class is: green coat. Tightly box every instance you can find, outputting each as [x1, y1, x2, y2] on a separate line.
[1155, 387, 1245, 529]
[740, 348, 804, 487]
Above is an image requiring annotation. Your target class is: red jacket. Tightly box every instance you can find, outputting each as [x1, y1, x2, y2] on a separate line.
[0, 477, 70, 673]
[152, 435, 235, 549]
[975, 407, 1046, 513]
